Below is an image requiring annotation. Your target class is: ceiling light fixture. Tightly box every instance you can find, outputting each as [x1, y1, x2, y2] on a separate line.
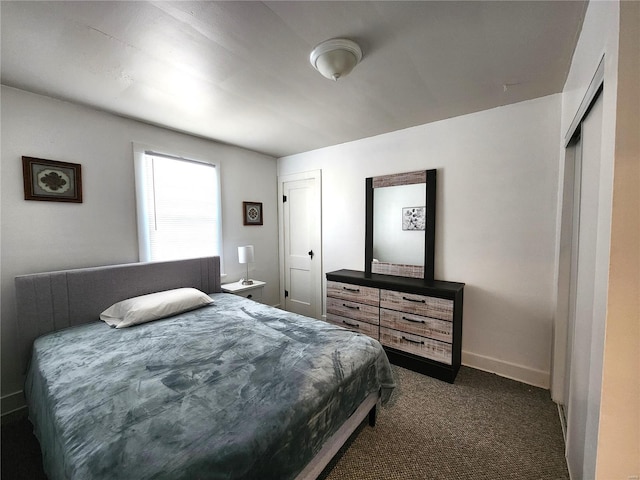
[309, 38, 362, 81]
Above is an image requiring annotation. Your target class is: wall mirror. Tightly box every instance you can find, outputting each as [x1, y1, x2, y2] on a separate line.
[365, 169, 436, 281]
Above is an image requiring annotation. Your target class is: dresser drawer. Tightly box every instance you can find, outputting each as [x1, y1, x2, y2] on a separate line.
[380, 308, 452, 343]
[326, 313, 379, 338]
[327, 281, 379, 306]
[380, 327, 452, 365]
[380, 289, 453, 321]
[326, 297, 379, 325]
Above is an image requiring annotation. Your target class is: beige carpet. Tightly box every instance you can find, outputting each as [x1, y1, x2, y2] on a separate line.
[319, 365, 569, 480]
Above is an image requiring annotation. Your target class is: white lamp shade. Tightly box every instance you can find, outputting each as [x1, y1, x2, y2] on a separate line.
[310, 38, 362, 81]
[238, 245, 254, 264]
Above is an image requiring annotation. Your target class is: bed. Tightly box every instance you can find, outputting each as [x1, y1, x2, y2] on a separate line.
[16, 256, 395, 480]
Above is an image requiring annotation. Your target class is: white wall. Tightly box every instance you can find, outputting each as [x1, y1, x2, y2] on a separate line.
[278, 94, 561, 388]
[1, 86, 279, 413]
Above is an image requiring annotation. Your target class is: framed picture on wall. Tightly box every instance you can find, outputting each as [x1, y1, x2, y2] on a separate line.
[402, 206, 426, 231]
[22, 156, 83, 203]
[243, 201, 263, 225]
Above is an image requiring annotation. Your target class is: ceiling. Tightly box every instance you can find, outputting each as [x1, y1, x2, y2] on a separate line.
[1, 1, 587, 158]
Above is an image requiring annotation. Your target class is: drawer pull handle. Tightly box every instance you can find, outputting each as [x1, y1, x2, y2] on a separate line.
[343, 320, 360, 328]
[402, 296, 425, 303]
[401, 336, 424, 345]
[343, 287, 360, 292]
[402, 316, 425, 324]
[343, 303, 360, 310]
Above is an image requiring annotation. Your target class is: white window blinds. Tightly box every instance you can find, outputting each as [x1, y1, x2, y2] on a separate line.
[135, 151, 221, 262]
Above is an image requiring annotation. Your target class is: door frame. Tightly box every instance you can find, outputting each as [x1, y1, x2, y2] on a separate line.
[278, 170, 322, 319]
[551, 56, 604, 405]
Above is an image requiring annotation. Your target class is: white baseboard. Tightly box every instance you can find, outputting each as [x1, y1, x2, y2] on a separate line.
[462, 350, 550, 389]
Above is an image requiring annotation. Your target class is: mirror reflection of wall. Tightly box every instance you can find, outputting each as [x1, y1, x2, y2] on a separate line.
[373, 183, 426, 265]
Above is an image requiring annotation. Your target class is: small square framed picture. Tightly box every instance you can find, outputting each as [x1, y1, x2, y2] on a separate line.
[22, 156, 83, 203]
[243, 201, 263, 226]
[402, 206, 426, 231]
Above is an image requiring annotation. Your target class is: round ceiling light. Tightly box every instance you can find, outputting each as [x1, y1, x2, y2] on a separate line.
[309, 38, 363, 81]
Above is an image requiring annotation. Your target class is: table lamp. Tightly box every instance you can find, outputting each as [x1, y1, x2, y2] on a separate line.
[238, 245, 254, 285]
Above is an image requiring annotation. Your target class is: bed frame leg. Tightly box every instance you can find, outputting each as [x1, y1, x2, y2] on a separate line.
[368, 405, 377, 427]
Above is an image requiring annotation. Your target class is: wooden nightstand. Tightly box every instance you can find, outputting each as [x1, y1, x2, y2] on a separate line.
[221, 280, 266, 303]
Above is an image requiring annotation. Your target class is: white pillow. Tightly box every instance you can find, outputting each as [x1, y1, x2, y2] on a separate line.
[100, 287, 214, 329]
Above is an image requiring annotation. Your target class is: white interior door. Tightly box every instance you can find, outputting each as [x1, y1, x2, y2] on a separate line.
[278, 171, 322, 319]
[564, 92, 604, 480]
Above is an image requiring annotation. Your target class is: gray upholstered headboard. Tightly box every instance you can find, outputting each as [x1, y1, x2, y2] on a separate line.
[15, 256, 221, 370]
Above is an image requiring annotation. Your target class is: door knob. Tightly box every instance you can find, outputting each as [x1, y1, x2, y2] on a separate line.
[308, 250, 314, 259]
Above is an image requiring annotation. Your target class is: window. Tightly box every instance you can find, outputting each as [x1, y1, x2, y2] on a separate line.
[134, 148, 221, 263]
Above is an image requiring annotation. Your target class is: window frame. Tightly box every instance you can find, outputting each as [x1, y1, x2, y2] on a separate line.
[132, 143, 223, 267]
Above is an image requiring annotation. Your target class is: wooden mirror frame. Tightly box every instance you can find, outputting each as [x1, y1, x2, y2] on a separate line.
[365, 169, 436, 282]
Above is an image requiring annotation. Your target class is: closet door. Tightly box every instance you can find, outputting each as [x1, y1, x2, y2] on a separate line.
[562, 138, 581, 413]
[564, 92, 604, 480]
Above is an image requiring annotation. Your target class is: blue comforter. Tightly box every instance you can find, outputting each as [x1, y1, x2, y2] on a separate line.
[25, 293, 395, 480]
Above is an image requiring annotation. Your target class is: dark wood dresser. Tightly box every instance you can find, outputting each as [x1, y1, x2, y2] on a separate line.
[326, 269, 464, 383]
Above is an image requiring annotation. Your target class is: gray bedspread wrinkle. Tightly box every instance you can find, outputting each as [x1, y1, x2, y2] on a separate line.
[25, 293, 395, 480]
